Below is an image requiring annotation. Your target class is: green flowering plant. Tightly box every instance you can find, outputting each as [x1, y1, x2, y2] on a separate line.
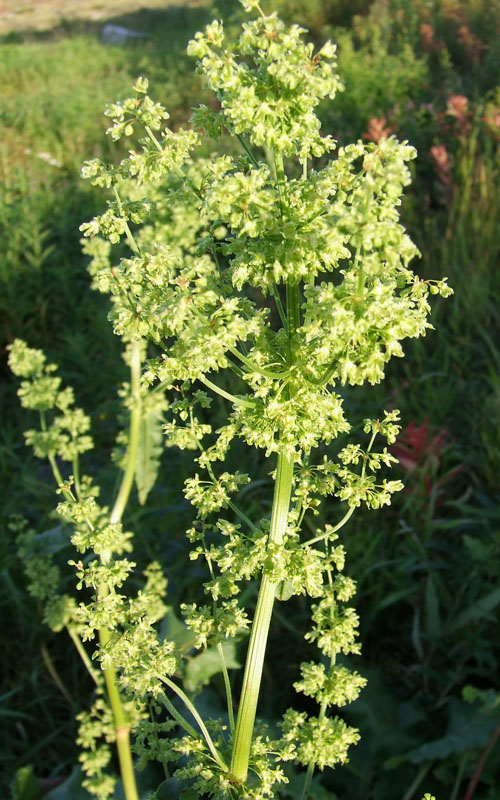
[10, 1, 451, 798]
[8, 338, 170, 800]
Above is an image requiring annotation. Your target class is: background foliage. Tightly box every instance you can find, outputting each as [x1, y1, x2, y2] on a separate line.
[1, 0, 500, 798]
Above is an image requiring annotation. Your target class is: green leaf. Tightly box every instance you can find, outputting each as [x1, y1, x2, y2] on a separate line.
[184, 640, 240, 692]
[463, 534, 489, 562]
[276, 578, 294, 601]
[179, 790, 199, 800]
[157, 779, 182, 800]
[449, 587, 500, 631]
[402, 699, 499, 764]
[43, 767, 89, 800]
[375, 586, 416, 611]
[425, 575, 441, 639]
[135, 406, 164, 505]
[0, 689, 32, 719]
[32, 525, 69, 555]
[157, 779, 198, 800]
[411, 608, 424, 660]
[159, 606, 194, 652]
[10, 766, 38, 800]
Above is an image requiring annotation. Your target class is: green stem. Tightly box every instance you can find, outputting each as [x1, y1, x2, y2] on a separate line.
[303, 505, 355, 547]
[231, 273, 297, 781]
[47, 453, 68, 496]
[198, 374, 253, 408]
[227, 345, 290, 379]
[227, 500, 259, 534]
[198, 531, 235, 735]
[99, 626, 139, 800]
[274, 150, 285, 218]
[300, 761, 315, 800]
[301, 562, 337, 800]
[288, 284, 300, 332]
[218, 642, 235, 732]
[449, 752, 468, 800]
[400, 763, 432, 800]
[42, 346, 143, 800]
[160, 675, 228, 771]
[144, 125, 202, 198]
[230, 448, 295, 782]
[144, 124, 163, 152]
[72, 455, 81, 498]
[67, 627, 100, 686]
[40, 640, 74, 705]
[147, 699, 170, 780]
[271, 281, 288, 331]
[110, 341, 142, 526]
[98, 341, 142, 800]
[113, 186, 141, 256]
[159, 690, 199, 739]
[236, 134, 259, 167]
[300, 691, 330, 800]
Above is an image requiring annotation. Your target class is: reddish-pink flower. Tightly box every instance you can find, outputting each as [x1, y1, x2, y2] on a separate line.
[446, 94, 471, 136]
[390, 419, 464, 505]
[458, 24, 485, 65]
[430, 144, 453, 201]
[420, 23, 444, 53]
[364, 116, 394, 143]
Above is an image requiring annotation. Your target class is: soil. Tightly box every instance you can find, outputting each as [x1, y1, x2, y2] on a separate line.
[0, 0, 202, 36]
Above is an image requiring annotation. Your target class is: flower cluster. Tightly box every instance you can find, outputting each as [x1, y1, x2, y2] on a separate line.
[9, 339, 93, 460]
[274, 526, 367, 773]
[188, 12, 342, 162]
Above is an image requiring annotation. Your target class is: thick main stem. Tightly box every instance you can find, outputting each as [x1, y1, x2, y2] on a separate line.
[99, 626, 139, 800]
[231, 160, 298, 779]
[230, 448, 295, 781]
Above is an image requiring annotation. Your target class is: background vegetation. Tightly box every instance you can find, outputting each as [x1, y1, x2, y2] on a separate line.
[2, 0, 500, 798]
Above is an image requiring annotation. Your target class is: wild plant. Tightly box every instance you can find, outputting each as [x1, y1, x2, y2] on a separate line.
[9, 1, 450, 797]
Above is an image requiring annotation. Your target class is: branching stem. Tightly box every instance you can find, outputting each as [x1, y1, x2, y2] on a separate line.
[227, 345, 290, 380]
[237, 134, 260, 167]
[113, 186, 141, 256]
[230, 448, 295, 781]
[303, 504, 355, 547]
[160, 675, 228, 771]
[110, 342, 142, 525]
[68, 627, 100, 686]
[218, 641, 235, 732]
[198, 374, 253, 408]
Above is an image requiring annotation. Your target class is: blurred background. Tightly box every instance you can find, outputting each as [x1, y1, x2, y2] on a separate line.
[1, 1, 500, 798]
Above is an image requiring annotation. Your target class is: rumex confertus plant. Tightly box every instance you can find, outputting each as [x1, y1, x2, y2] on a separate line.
[9, 1, 451, 798]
